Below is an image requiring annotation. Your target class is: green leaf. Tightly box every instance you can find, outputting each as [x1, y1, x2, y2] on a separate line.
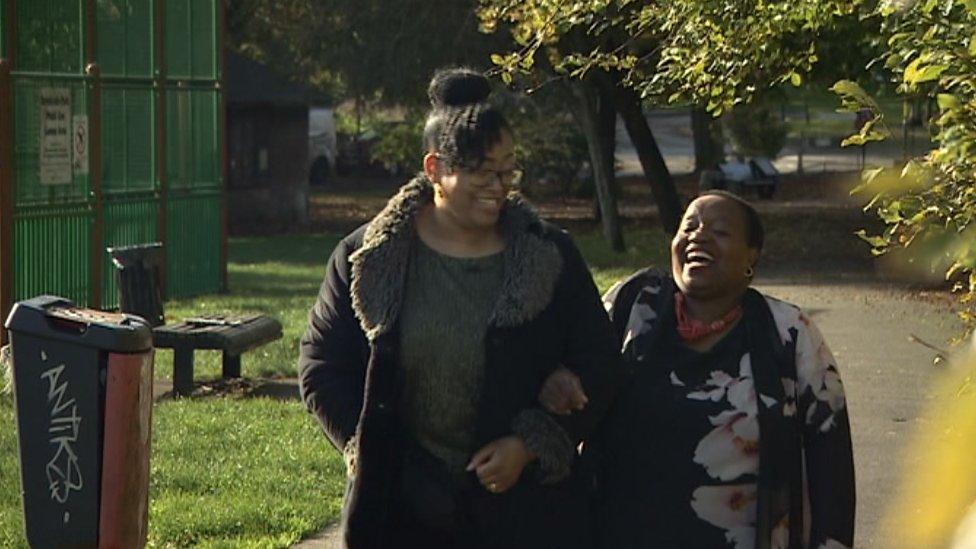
[938, 94, 960, 110]
[830, 80, 874, 106]
[904, 58, 946, 85]
[912, 64, 947, 84]
[490, 53, 506, 66]
[854, 229, 887, 248]
[850, 167, 885, 196]
[790, 72, 803, 87]
[965, 0, 976, 14]
[947, 261, 965, 281]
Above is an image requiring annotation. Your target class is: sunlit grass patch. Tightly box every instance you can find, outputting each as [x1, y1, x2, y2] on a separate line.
[0, 396, 25, 549]
[574, 228, 670, 294]
[157, 234, 342, 382]
[147, 397, 343, 547]
[0, 393, 344, 548]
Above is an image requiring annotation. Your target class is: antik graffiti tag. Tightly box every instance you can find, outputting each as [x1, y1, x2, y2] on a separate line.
[40, 358, 83, 505]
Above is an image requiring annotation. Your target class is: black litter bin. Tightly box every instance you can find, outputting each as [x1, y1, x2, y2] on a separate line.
[4, 295, 154, 549]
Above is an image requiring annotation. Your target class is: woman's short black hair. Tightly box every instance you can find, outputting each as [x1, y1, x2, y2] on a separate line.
[423, 67, 509, 171]
[697, 190, 765, 251]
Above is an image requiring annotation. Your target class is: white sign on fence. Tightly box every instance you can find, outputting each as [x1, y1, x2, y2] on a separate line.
[39, 88, 72, 186]
[72, 115, 88, 176]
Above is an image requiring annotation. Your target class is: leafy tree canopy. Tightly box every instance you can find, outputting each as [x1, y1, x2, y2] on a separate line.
[229, 0, 503, 107]
[478, 0, 857, 114]
[834, 0, 976, 335]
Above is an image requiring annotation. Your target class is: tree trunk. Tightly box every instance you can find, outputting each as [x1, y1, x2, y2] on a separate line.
[571, 79, 625, 251]
[691, 106, 724, 173]
[595, 82, 617, 223]
[603, 79, 683, 236]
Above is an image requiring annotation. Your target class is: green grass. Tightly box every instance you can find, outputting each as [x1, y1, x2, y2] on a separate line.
[0, 226, 667, 547]
[574, 228, 670, 293]
[147, 398, 344, 548]
[159, 234, 343, 382]
[0, 397, 23, 548]
[0, 393, 344, 548]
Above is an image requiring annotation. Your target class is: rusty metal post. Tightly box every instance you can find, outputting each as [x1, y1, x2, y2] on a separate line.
[6, 0, 15, 65]
[218, 0, 228, 293]
[86, 0, 103, 308]
[0, 59, 13, 345]
[155, 0, 168, 298]
[1, 0, 16, 343]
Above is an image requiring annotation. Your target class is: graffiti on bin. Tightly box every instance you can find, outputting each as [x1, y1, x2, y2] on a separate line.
[40, 350, 83, 505]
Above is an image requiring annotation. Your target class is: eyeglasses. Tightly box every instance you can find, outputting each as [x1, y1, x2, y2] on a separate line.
[468, 166, 523, 189]
[433, 154, 523, 189]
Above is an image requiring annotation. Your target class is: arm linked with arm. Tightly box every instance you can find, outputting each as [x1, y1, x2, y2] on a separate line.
[549, 239, 624, 443]
[512, 235, 623, 482]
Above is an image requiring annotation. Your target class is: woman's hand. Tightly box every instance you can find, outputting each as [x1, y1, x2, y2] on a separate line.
[539, 367, 588, 415]
[466, 436, 535, 494]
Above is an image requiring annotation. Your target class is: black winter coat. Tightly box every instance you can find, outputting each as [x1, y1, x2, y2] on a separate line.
[298, 175, 622, 548]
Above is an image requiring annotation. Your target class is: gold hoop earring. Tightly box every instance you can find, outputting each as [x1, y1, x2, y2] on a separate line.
[745, 266, 755, 278]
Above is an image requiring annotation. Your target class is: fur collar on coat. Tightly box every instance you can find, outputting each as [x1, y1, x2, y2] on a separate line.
[348, 174, 564, 341]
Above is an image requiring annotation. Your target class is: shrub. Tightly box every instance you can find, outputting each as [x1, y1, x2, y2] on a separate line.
[724, 99, 788, 158]
[369, 118, 424, 175]
[498, 88, 590, 197]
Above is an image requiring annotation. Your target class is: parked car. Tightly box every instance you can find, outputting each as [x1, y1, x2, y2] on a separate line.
[699, 157, 779, 199]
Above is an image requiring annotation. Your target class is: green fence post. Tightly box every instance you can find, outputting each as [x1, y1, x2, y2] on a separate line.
[86, 0, 102, 309]
[218, 0, 227, 293]
[156, 0, 168, 298]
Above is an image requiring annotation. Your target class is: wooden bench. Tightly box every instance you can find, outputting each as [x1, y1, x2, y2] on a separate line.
[107, 243, 283, 397]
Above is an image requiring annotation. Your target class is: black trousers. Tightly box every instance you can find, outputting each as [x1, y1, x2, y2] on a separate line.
[386, 476, 594, 549]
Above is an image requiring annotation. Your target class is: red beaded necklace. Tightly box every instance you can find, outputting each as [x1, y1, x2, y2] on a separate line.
[674, 292, 743, 343]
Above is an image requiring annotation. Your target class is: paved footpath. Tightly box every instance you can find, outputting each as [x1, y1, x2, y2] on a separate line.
[293, 279, 962, 548]
[755, 279, 961, 548]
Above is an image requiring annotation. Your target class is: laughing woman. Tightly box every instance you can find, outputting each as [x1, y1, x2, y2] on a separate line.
[542, 191, 855, 548]
[298, 68, 620, 548]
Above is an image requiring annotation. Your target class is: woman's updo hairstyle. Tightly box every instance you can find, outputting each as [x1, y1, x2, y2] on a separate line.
[423, 67, 510, 171]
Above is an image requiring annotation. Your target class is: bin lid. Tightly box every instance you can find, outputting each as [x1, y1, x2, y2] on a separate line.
[4, 295, 153, 352]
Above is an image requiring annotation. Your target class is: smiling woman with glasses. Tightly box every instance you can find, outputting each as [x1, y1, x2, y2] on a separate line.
[298, 67, 622, 548]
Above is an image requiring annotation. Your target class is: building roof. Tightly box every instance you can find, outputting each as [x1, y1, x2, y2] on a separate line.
[225, 51, 330, 106]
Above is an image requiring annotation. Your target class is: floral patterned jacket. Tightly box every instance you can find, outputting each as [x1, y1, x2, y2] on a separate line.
[597, 268, 855, 549]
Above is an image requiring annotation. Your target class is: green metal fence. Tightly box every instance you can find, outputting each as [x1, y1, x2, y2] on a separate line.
[14, 204, 91, 304]
[165, 86, 221, 296]
[11, 76, 93, 305]
[1, 0, 225, 317]
[166, 191, 221, 297]
[100, 83, 157, 308]
[97, 0, 153, 78]
[15, 0, 85, 74]
[165, 0, 217, 81]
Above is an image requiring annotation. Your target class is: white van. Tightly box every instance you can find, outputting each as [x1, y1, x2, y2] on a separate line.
[309, 106, 337, 185]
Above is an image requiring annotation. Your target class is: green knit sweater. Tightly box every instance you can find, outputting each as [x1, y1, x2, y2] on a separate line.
[398, 238, 504, 478]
